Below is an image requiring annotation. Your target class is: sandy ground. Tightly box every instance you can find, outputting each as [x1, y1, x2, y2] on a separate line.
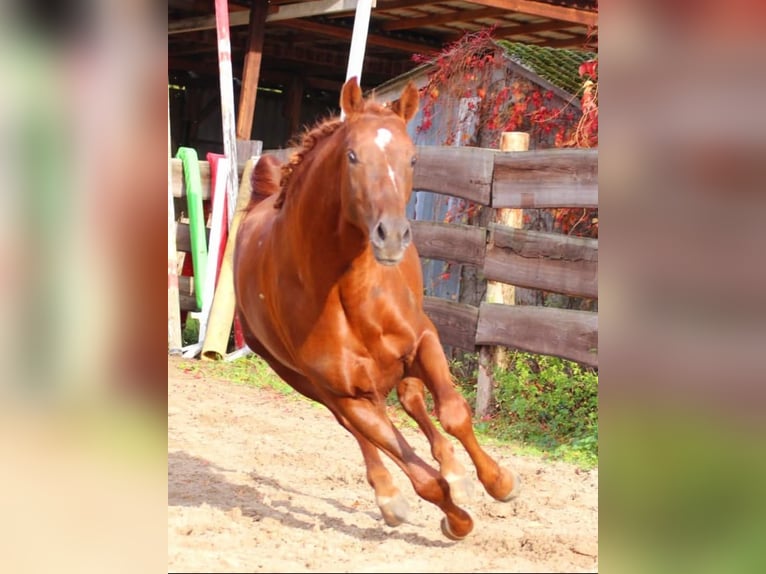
[168, 356, 598, 573]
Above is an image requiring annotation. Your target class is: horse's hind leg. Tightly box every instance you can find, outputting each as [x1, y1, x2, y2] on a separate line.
[414, 329, 521, 502]
[396, 377, 474, 504]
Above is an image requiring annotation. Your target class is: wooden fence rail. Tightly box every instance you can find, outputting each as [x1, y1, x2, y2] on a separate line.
[170, 146, 598, 368]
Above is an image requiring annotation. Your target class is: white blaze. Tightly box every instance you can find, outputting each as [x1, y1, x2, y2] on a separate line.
[388, 166, 398, 191]
[375, 128, 397, 191]
[375, 128, 392, 150]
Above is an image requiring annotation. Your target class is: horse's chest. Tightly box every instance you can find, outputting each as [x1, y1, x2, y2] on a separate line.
[344, 283, 420, 359]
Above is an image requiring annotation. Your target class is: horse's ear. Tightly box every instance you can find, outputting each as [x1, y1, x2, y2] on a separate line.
[340, 76, 364, 117]
[392, 81, 420, 123]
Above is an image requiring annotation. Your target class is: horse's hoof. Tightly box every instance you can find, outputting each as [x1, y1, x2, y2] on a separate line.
[440, 516, 472, 541]
[498, 469, 522, 502]
[445, 473, 474, 505]
[377, 493, 410, 527]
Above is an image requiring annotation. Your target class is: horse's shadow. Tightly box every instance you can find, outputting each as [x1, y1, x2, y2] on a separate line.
[168, 450, 451, 547]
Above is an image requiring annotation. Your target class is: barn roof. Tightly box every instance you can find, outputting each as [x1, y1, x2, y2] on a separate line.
[497, 40, 596, 95]
[169, 1, 598, 92]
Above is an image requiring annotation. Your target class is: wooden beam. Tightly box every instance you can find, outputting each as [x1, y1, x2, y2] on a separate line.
[410, 221, 487, 267]
[423, 297, 479, 351]
[484, 238, 598, 299]
[381, 7, 510, 31]
[413, 146, 495, 205]
[376, 0, 441, 10]
[535, 35, 597, 49]
[169, 0, 376, 34]
[476, 303, 597, 366]
[461, 0, 597, 27]
[236, 0, 268, 140]
[492, 149, 598, 209]
[444, 19, 581, 43]
[275, 18, 439, 54]
[492, 19, 580, 37]
[285, 75, 304, 139]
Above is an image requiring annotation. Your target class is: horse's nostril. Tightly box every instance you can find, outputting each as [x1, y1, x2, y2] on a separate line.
[402, 226, 411, 243]
[376, 222, 387, 241]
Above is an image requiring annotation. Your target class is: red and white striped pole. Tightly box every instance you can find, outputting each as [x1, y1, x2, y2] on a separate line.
[214, 0, 239, 223]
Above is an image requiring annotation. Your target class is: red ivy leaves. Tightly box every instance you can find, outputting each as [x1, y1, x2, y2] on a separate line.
[414, 31, 598, 240]
[578, 59, 598, 80]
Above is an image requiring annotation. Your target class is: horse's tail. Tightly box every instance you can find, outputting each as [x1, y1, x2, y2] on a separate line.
[246, 154, 282, 212]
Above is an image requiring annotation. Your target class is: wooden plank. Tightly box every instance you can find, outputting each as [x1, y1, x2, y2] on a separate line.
[171, 158, 250, 200]
[490, 224, 598, 262]
[490, 20, 578, 38]
[176, 222, 211, 253]
[465, 0, 598, 27]
[285, 75, 304, 138]
[484, 244, 598, 299]
[168, 98, 183, 353]
[180, 294, 198, 313]
[179, 276, 200, 312]
[171, 159, 210, 200]
[411, 221, 487, 267]
[413, 146, 494, 205]
[476, 303, 598, 367]
[276, 18, 436, 55]
[381, 7, 509, 31]
[169, 0, 373, 34]
[492, 149, 598, 208]
[236, 0, 268, 140]
[423, 297, 478, 351]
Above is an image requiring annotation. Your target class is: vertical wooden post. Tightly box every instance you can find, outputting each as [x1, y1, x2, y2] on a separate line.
[490, 131, 529, 312]
[168, 93, 183, 354]
[475, 131, 530, 418]
[236, 0, 267, 140]
[285, 75, 304, 139]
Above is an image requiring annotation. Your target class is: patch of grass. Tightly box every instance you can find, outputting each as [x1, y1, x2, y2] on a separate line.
[450, 350, 598, 469]
[177, 354, 297, 398]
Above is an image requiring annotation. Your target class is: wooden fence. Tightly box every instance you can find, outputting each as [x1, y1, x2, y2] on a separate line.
[170, 146, 598, 369]
[410, 146, 598, 369]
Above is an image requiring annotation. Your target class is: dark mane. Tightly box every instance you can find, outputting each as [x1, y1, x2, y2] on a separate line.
[275, 100, 394, 209]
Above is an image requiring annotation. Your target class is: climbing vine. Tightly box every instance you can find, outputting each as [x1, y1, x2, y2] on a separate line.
[413, 29, 598, 239]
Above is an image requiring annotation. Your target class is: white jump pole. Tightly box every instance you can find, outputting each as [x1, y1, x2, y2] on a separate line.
[341, 0, 373, 119]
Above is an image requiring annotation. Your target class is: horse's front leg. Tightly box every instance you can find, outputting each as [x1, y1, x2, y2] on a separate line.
[413, 328, 521, 503]
[330, 394, 474, 540]
[343, 425, 410, 526]
[396, 376, 474, 504]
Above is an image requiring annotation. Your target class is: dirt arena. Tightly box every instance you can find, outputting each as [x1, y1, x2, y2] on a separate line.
[168, 356, 598, 573]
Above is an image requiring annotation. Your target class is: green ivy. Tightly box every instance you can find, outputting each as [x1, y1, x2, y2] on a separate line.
[493, 352, 598, 466]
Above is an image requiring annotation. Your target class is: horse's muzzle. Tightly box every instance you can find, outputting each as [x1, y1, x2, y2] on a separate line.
[371, 215, 412, 266]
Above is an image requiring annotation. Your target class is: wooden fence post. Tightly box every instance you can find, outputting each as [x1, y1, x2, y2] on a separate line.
[168, 94, 183, 354]
[475, 132, 529, 419]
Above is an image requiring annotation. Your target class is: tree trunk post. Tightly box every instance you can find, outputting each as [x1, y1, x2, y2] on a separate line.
[474, 131, 529, 418]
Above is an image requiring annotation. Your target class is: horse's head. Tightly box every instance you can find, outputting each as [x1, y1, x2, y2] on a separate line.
[339, 77, 420, 266]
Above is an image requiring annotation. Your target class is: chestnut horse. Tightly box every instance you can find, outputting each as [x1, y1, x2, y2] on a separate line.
[233, 77, 519, 539]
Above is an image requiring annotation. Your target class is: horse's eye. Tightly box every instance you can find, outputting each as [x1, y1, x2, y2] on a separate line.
[410, 155, 417, 167]
[347, 150, 358, 164]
